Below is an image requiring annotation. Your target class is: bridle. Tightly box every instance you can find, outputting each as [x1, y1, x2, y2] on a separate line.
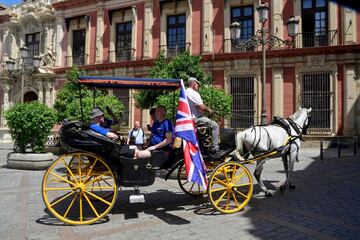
[287, 113, 312, 141]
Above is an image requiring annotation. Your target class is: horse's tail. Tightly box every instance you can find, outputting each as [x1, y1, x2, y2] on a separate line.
[236, 131, 250, 159]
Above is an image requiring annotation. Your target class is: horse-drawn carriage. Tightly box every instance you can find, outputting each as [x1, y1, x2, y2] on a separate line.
[42, 76, 311, 225]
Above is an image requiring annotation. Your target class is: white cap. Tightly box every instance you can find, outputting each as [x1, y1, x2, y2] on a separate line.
[188, 77, 200, 85]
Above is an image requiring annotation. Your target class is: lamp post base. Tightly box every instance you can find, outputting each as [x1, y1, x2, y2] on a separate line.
[260, 108, 267, 125]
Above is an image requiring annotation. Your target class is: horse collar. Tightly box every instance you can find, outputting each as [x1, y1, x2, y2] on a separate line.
[287, 118, 303, 141]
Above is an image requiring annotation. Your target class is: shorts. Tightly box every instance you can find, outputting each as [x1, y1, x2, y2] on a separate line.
[116, 145, 136, 158]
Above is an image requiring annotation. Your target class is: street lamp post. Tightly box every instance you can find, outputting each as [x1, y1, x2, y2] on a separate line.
[230, 5, 299, 125]
[5, 46, 41, 103]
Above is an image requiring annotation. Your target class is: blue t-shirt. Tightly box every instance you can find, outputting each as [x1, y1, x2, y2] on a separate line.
[90, 118, 113, 136]
[150, 119, 173, 147]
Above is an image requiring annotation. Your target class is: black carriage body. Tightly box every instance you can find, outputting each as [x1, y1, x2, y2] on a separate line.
[60, 120, 179, 187]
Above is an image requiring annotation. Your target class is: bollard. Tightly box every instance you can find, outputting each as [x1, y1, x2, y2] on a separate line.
[337, 139, 341, 158]
[354, 136, 358, 156]
[320, 140, 324, 160]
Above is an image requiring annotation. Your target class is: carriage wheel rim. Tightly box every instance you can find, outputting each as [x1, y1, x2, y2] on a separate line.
[42, 152, 118, 225]
[208, 162, 253, 214]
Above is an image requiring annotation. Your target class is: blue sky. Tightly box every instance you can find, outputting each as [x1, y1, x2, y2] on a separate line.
[1, 0, 22, 7]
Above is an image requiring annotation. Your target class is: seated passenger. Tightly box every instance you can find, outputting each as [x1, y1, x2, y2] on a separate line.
[89, 107, 138, 158]
[89, 107, 119, 140]
[136, 105, 174, 159]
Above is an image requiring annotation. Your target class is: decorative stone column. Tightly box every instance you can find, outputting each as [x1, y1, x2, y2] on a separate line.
[38, 82, 44, 104]
[1, 85, 10, 127]
[45, 83, 52, 107]
[55, 14, 65, 67]
[272, 68, 283, 117]
[343, 65, 357, 135]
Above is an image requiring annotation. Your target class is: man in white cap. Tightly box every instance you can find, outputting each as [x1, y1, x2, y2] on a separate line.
[185, 77, 220, 153]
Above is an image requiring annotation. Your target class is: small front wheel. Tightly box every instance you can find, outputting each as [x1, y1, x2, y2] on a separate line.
[208, 162, 253, 214]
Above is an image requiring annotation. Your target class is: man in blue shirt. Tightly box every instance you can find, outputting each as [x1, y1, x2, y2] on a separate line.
[136, 105, 173, 158]
[89, 108, 119, 140]
[90, 107, 138, 158]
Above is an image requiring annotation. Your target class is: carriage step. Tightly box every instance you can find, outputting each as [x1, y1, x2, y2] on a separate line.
[129, 194, 145, 203]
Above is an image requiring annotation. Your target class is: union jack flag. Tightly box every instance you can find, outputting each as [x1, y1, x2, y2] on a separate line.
[175, 80, 208, 190]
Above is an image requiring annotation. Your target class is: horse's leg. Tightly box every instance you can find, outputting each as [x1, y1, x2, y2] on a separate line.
[280, 154, 289, 193]
[254, 159, 272, 197]
[280, 150, 297, 193]
[288, 151, 297, 189]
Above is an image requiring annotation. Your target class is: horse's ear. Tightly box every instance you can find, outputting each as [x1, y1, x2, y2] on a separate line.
[308, 107, 312, 113]
[298, 106, 302, 110]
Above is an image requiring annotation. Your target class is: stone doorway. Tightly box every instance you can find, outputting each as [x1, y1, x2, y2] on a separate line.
[24, 91, 38, 102]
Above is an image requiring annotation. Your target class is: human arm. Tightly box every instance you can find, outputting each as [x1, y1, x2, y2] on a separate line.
[90, 123, 118, 140]
[147, 131, 173, 151]
[106, 106, 120, 124]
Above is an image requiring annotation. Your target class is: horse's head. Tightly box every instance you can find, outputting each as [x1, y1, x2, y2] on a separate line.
[290, 107, 312, 135]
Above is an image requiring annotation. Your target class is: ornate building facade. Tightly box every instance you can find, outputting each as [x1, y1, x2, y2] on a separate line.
[0, 0, 57, 139]
[0, 0, 359, 141]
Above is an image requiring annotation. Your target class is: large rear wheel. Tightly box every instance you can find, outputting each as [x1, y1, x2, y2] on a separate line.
[208, 162, 253, 213]
[177, 162, 206, 196]
[42, 152, 118, 225]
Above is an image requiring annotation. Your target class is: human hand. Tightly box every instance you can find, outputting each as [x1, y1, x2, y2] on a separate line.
[147, 146, 156, 151]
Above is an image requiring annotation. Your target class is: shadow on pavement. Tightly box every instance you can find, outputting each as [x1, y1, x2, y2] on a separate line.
[241, 155, 360, 239]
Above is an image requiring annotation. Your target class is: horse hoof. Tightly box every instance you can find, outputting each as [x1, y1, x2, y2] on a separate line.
[279, 185, 287, 193]
[265, 192, 272, 197]
[289, 184, 296, 190]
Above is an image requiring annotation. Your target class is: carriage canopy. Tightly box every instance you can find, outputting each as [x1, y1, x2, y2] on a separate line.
[78, 76, 181, 90]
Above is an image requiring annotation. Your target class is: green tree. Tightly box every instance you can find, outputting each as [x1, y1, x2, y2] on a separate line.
[5, 102, 57, 153]
[135, 51, 232, 120]
[54, 66, 125, 123]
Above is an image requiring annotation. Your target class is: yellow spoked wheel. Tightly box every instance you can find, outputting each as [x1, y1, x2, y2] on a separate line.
[208, 162, 253, 214]
[177, 162, 206, 196]
[67, 155, 114, 200]
[42, 152, 118, 225]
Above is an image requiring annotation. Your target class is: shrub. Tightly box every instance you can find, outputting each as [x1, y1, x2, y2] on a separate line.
[5, 102, 57, 153]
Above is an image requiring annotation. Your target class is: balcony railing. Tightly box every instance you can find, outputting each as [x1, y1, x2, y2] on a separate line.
[159, 42, 191, 58]
[65, 54, 88, 67]
[224, 38, 257, 53]
[294, 30, 339, 48]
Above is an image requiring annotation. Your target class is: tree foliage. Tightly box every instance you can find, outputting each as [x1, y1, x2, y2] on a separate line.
[135, 51, 232, 120]
[54, 67, 125, 123]
[5, 102, 57, 153]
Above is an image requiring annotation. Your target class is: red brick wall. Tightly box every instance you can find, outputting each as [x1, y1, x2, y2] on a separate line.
[136, 3, 145, 60]
[213, 0, 224, 53]
[337, 64, 344, 135]
[103, 9, 110, 63]
[192, 0, 202, 55]
[152, 0, 161, 57]
[212, 70, 224, 88]
[89, 11, 97, 64]
[283, 67, 295, 117]
[266, 68, 272, 122]
[356, 9, 360, 43]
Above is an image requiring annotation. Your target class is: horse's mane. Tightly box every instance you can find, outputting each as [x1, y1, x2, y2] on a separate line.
[288, 108, 303, 120]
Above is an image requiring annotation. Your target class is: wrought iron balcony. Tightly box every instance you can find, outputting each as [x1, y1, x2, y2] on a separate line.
[159, 42, 191, 58]
[295, 30, 339, 48]
[115, 48, 135, 62]
[65, 54, 88, 67]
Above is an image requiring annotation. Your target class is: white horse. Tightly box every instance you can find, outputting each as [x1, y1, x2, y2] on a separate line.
[235, 107, 312, 196]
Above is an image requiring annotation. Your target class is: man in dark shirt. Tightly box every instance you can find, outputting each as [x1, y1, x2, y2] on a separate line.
[136, 105, 173, 158]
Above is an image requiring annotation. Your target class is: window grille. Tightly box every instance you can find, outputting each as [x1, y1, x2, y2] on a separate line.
[300, 72, 332, 134]
[25, 32, 40, 65]
[72, 29, 86, 65]
[115, 22, 133, 61]
[230, 76, 255, 129]
[167, 14, 186, 57]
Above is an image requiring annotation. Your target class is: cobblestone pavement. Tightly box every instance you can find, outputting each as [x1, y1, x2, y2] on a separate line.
[0, 144, 359, 240]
